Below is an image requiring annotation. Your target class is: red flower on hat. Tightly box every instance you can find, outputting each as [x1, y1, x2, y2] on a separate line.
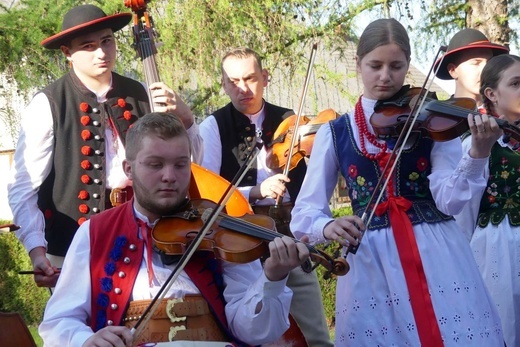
[123, 110, 132, 120]
[81, 160, 92, 170]
[80, 115, 91, 126]
[78, 217, 87, 225]
[80, 102, 90, 113]
[117, 98, 126, 108]
[81, 146, 93, 156]
[78, 190, 89, 200]
[81, 130, 92, 141]
[81, 174, 91, 184]
[79, 204, 89, 214]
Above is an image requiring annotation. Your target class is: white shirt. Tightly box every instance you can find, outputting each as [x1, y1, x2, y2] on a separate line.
[199, 105, 291, 205]
[8, 92, 203, 254]
[39, 208, 293, 347]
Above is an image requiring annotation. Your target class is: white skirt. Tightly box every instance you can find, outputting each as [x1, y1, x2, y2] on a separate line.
[334, 220, 504, 346]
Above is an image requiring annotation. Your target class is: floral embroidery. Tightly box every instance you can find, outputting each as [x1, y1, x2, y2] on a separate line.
[479, 149, 520, 226]
[346, 164, 374, 206]
[405, 157, 430, 198]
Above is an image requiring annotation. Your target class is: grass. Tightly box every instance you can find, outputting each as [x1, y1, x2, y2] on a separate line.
[29, 326, 43, 347]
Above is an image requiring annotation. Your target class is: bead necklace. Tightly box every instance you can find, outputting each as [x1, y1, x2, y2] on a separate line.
[354, 96, 388, 161]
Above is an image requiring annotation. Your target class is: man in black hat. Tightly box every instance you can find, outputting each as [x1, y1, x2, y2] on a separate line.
[434, 28, 508, 106]
[7, 4, 202, 287]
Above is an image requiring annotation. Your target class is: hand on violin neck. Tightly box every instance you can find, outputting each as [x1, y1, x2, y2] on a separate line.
[468, 113, 503, 158]
[263, 236, 310, 282]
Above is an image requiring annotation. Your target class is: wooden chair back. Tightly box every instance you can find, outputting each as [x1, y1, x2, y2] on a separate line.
[0, 312, 37, 347]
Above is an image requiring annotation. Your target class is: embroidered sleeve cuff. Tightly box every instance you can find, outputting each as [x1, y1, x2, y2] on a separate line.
[458, 154, 489, 179]
[313, 217, 335, 245]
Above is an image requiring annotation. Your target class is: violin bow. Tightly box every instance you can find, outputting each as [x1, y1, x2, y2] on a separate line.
[131, 141, 262, 343]
[272, 43, 318, 207]
[344, 45, 448, 257]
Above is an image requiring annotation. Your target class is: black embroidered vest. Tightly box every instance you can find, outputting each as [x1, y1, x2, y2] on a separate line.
[39, 70, 150, 256]
[212, 101, 307, 201]
[477, 143, 520, 227]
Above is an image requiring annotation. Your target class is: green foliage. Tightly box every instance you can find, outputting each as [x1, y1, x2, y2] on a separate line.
[316, 203, 353, 327]
[0, 228, 49, 326]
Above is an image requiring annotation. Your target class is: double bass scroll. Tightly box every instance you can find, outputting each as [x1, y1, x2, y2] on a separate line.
[124, 0, 160, 107]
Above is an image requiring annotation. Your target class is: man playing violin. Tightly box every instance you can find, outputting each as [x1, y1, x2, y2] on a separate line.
[8, 4, 202, 288]
[199, 47, 333, 346]
[39, 112, 310, 347]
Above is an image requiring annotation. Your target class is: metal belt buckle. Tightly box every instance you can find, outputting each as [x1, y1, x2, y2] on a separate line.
[109, 188, 127, 207]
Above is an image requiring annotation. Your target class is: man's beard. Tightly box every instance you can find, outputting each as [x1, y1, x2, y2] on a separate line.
[132, 179, 189, 217]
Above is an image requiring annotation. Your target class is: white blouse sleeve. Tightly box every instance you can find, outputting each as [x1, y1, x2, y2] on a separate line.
[8, 93, 54, 253]
[290, 124, 339, 244]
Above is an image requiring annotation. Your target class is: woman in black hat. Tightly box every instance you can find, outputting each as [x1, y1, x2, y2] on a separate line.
[434, 28, 508, 106]
[7, 4, 202, 288]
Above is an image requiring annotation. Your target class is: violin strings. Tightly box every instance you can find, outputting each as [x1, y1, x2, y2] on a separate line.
[217, 213, 322, 255]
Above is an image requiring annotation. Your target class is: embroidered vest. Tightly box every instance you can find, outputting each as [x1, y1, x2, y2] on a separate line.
[330, 115, 453, 230]
[89, 201, 244, 344]
[212, 101, 306, 201]
[477, 143, 520, 227]
[39, 70, 150, 256]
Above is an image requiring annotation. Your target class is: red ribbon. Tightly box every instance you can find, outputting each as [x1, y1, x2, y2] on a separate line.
[137, 219, 155, 287]
[376, 196, 443, 347]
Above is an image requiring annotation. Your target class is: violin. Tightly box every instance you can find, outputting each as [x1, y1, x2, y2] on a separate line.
[152, 199, 350, 276]
[266, 108, 339, 170]
[370, 87, 520, 142]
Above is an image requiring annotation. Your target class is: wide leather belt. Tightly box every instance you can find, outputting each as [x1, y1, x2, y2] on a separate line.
[252, 203, 294, 237]
[123, 296, 227, 344]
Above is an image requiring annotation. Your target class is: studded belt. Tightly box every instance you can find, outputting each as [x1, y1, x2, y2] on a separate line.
[123, 296, 227, 344]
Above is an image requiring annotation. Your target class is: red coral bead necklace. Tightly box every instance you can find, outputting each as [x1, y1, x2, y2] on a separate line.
[354, 96, 388, 161]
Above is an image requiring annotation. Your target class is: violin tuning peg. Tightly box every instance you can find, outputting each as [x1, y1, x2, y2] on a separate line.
[502, 134, 511, 144]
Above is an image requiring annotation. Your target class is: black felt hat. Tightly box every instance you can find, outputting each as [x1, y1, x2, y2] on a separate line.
[41, 5, 131, 49]
[434, 29, 509, 80]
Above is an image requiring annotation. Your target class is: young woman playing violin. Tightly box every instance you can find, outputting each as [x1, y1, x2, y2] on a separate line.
[291, 18, 505, 346]
[457, 54, 520, 347]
